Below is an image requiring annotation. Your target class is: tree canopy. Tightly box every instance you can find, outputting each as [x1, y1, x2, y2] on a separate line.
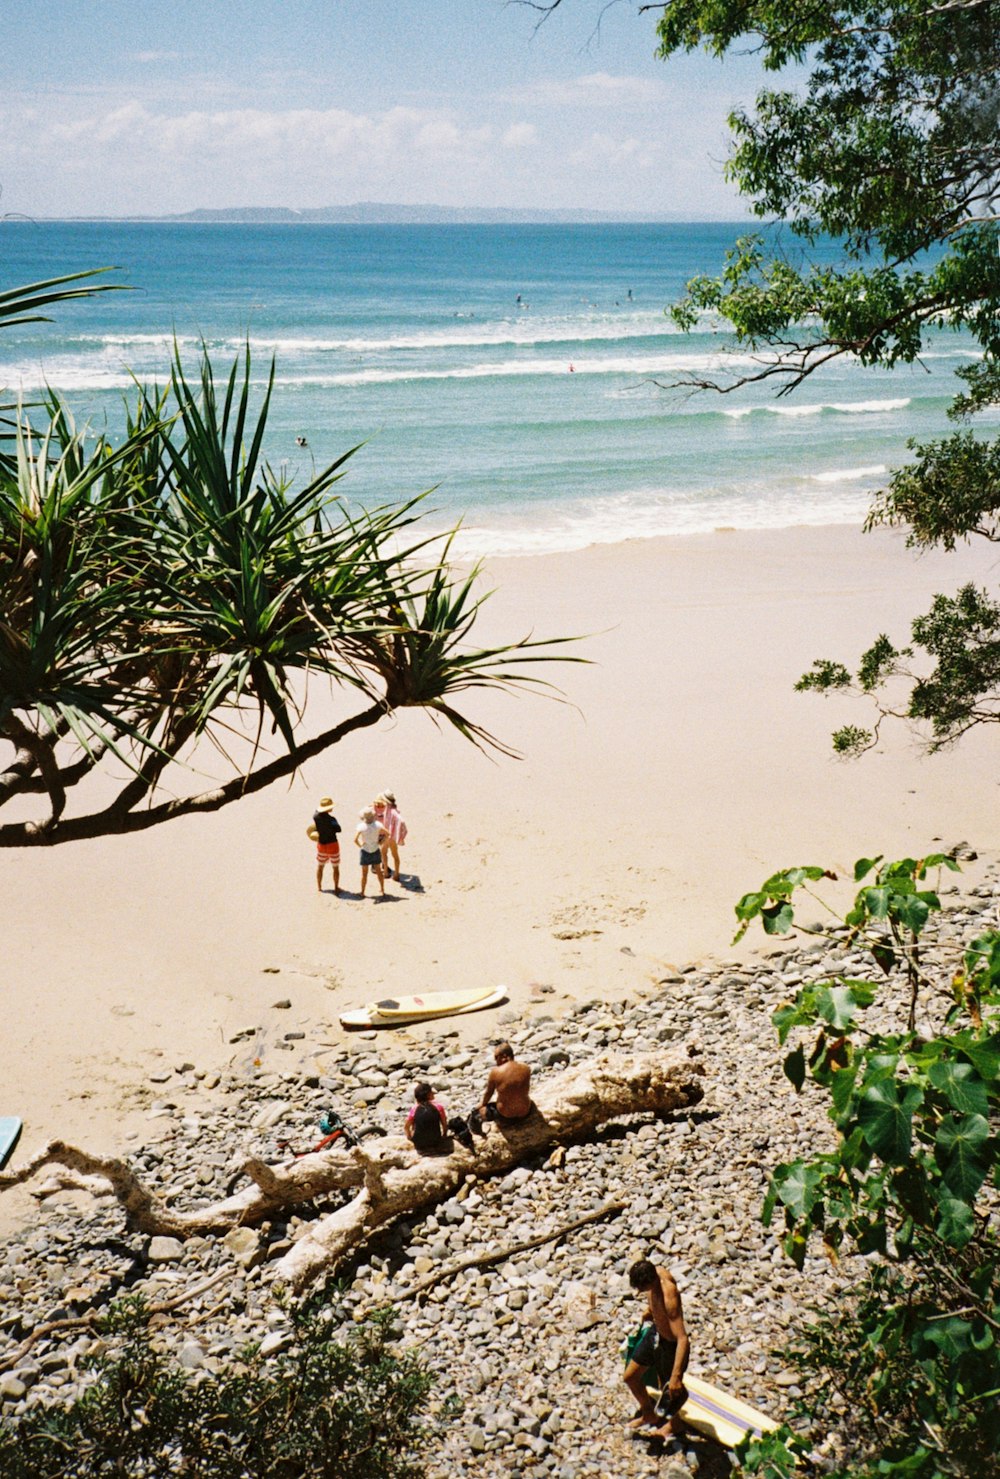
[733, 853, 1000, 1479]
[0, 1293, 433, 1478]
[0, 278, 573, 846]
[654, 0, 1000, 751]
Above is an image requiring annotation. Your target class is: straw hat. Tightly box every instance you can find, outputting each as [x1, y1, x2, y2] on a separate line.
[317, 797, 334, 812]
[382, 790, 396, 805]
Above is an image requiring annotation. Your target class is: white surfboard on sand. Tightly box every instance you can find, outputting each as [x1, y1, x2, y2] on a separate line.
[340, 984, 507, 1029]
[0, 1117, 22, 1171]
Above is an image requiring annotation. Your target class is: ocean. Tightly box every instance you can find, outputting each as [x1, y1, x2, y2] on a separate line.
[1, 220, 988, 559]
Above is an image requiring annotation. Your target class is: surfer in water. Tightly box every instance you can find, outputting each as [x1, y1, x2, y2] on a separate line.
[623, 1259, 690, 1436]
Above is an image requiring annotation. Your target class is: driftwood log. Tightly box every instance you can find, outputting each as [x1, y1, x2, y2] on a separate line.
[0, 1050, 703, 1291]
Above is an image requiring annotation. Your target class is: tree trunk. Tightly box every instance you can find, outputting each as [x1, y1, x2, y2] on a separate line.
[0, 1051, 703, 1291]
[0, 701, 388, 845]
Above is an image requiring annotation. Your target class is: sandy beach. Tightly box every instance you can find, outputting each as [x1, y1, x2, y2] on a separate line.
[2, 520, 997, 1235]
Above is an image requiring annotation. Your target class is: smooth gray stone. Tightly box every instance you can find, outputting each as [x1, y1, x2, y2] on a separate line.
[146, 1236, 184, 1263]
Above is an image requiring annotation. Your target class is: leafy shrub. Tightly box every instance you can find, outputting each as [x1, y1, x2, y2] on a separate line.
[734, 854, 1000, 1479]
[0, 1290, 432, 1478]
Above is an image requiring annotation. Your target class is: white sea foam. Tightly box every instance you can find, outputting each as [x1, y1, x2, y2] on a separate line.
[721, 397, 911, 419]
[440, 480, 874, 561]
[256, 322, 683, 355]
[95, 333, 202, 351]
[273, 349, 769, 387]
[0, 344, 778, 395]
[83, 315, 690, 357]
[0, 361, 137, 392]
[810, 464, 888, 484]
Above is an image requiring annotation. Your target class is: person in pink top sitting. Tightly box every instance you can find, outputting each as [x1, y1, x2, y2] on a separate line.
[374, 790, 408, 882]
[405, 1082, 447, 1153]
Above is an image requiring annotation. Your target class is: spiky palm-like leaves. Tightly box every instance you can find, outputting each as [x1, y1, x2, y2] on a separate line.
[376, 549, 575, 758]
[0, 269, 128, 477]
[0, 344, 575, 845]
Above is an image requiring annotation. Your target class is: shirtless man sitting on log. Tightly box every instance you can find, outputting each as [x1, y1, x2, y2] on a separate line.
[474, 1042, 533, 1126]
[623, 1258, 690, 1436]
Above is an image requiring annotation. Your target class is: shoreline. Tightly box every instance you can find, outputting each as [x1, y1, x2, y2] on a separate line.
[3, 519, 997, 1239]
[448, 511, 879, 564]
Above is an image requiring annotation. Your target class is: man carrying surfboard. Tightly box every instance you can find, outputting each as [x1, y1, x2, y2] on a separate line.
[623, 1258, 690, 1437]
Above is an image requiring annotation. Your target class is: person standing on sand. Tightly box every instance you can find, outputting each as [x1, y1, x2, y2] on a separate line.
[354, 807, 388, 898]
[623, 1258, 690, 1436]
[307, 797, 342, 894]
[374, 790, 408, 882]
[473, 1042, 533, 1126]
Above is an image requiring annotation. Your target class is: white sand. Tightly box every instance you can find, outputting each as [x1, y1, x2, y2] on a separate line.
[3, 522, 996, 1234]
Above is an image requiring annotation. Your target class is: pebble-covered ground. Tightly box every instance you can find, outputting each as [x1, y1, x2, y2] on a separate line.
[1, 862, 996, 1478]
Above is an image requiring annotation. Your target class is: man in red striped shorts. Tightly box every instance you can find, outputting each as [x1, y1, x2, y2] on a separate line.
[308, 797, 342, 894]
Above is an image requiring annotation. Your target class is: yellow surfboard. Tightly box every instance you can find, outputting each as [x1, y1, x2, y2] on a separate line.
[676, 1373, 780, 1449]
[339, 984, 507, 1029]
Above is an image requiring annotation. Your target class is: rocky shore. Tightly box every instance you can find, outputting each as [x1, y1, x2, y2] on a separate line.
[2, 864, 996, 1478]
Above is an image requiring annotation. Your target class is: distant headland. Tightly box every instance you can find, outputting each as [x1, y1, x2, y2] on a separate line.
[38, 203, 731, 225]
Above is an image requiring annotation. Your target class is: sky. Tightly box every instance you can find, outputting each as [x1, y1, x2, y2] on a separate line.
[0, 0, 773, 220]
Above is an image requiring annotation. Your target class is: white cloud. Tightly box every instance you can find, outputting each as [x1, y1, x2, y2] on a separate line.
[501, 122, 537, 149]
[569, 131, 663, 171]
[508, 72, 668, 109]
[0, 81, 745, 217]
[45, 101, 500, 169]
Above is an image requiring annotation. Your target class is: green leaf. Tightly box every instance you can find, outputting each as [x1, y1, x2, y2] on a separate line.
[815, 981, 876, 1030]
[935, 1113, 990, 1202]
[895, 893, 931, 934]
[920, 1317, 975, 1361]
[854, 855, 882, 881]
[935, 1193, 976, 1247]
[773, 1160, 824, 1221]
[954, 1031, 1000, 1086]
[783, 1044, 806, 1091]
[734, 890, 764, 921]
[927, 1060, 990, 1116]
[772, 1002, 806, 1045]
[830, 1063, 860, 1118]
[734, 1425, 806, 1477]
[761, 901, 794, 935]
[872, 937, 896, 975]
[858, 1079, 923, 1163]
[863, 885, 891, 919]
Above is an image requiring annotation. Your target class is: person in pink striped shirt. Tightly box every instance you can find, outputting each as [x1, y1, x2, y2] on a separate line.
[374, 790, 408, 883]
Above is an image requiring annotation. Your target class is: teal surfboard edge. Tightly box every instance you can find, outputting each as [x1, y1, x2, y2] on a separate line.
[0, 1116, 22, 1171]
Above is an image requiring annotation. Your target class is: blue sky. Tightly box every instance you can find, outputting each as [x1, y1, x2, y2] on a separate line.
[1, 0, 770, 218]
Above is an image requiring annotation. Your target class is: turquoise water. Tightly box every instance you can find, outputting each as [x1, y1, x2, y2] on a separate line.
[0, 221, 988, 557]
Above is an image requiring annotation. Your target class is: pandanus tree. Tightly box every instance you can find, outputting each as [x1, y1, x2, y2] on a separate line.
[0, 284, 572, 847]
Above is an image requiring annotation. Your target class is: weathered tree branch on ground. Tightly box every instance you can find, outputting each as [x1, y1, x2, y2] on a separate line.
[0, 1139, 366, 1234]
[275, 1051, 703, 1290]
[0, 1052, 704, 1293]
[393, 1197, 626, 1304]
[0, 1267, 232, 1375]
